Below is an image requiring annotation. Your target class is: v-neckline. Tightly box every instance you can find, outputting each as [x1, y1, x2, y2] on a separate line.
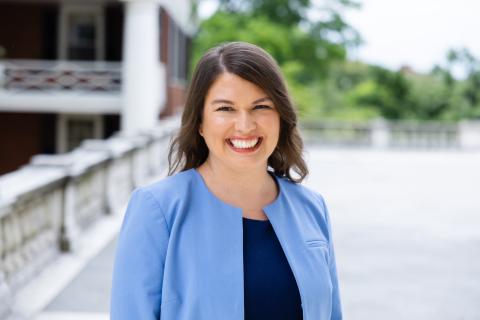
[190, 168, 283, 214]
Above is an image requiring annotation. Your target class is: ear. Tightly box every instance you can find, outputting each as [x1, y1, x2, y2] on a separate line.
[199, 123, 203, 136]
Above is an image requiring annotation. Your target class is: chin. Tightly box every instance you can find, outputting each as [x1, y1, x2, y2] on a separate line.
[226, 157, 269, 171]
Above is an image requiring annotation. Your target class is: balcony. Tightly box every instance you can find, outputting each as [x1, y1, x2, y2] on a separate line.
[0, 60, 122, 114]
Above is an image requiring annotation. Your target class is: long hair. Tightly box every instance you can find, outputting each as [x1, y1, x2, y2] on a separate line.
[168, 41, 308, 183]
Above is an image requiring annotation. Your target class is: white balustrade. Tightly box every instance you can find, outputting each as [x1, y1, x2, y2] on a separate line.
[146, 116, 182, 175]
[0, 165, 66, 304]
[0, 116, 178, 318]
[80, 137, 136, 215]
[301, 120, 372, 146]
[301, 119, 471, 149]
[388, 121, 459, 148]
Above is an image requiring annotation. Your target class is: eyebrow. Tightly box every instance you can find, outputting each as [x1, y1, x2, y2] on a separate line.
[210, 97, 272, 105]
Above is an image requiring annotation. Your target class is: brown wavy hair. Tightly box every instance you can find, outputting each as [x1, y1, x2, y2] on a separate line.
[168, 41, 308, 183]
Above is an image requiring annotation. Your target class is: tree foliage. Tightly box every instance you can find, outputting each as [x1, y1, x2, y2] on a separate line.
[192, 0, 361, 83]
[192, 1, 480, 121]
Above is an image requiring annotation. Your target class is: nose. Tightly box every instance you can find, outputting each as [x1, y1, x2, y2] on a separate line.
[234, 111, 256, 133]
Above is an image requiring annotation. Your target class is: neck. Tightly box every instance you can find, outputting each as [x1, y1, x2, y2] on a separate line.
[197, 156, 274, 199]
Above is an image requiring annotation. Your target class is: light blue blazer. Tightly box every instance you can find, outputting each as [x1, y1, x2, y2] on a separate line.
[110, 168, 342, 320]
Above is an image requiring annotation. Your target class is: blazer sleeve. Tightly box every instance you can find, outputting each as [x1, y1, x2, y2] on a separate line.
[319, 196, 343, 320]
[110, 188, 169, 320]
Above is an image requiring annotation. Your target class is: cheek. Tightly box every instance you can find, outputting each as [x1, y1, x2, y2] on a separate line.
[210, 116, 230, 127]
[270, 116, 281, 147]
[261, 114, 280, 136]
[204, 111, 228, 126]
[202, 114, 231, 140]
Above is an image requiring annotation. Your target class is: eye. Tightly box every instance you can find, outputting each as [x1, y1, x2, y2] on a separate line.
[254, 104, 272, 110]
[216, 105, 234, 111]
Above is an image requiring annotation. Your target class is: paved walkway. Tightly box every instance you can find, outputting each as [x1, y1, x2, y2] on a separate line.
[40, 240, 116, 319]
[303, 148, 480, 319]
[13, 147, 480, 320]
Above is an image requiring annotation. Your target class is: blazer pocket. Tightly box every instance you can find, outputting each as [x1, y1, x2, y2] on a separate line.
[306, 239, 329, 265]
[306, 239, 328, 248]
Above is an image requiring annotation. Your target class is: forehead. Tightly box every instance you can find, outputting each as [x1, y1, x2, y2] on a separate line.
[205, 72, 269, 103]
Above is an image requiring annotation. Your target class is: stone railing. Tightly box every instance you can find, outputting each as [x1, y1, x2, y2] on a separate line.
[0, 116, 179, 319]
[0, 59, 121, 92]
[301, 118, 480, 150]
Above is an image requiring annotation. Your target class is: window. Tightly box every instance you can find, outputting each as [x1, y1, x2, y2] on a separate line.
[168, 19, 187, 82]
[57, 114, 103, 153]
[67, 12, 96, 60]
[59, 4, 104, 60]
[67, 118, 95, 151]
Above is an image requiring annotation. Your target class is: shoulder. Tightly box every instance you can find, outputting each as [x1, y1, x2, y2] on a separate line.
[277, 175, 327, 208]
[136, 169, 197, 226]
[276, 175, 330, 226]
[142, 169, 196, 198]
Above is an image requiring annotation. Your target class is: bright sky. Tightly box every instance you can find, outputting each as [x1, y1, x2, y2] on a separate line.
[198, 0, 480, 75]
[344, 0, 480, 74]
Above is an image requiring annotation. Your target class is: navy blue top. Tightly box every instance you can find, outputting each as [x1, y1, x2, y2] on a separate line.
[242, 217, 303, 320]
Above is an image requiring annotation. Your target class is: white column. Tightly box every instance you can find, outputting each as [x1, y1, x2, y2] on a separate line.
[459, 120, 480, 150]
[371, 118, 390, 148]
[122, 0, 163, 134]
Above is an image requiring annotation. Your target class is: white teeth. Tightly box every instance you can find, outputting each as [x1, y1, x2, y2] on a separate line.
[229, 138, 259, 149]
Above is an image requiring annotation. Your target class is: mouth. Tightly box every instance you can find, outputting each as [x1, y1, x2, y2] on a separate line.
[226, 137, 263, 153]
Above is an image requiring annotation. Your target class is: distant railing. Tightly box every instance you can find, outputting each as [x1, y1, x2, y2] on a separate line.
[0, 116, 179, 319]
[301, 120, 372, 146]
[388, 121, 459, 148]
[301, 119, 480, 149]
[0, 59, 122, 92]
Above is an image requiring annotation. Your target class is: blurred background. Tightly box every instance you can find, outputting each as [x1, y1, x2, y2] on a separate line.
[0, 0, 479, 319]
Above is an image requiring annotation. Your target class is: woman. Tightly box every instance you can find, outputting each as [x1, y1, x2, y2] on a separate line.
[110, 42, 342, 320]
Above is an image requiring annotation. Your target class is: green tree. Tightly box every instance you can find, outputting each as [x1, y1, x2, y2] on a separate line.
[348, 66, 411, 119]
[431, 48, 480, 119]
[190, 0, 364, 121]
[404, 72, 451, 120]
[192, 0, 361, 83]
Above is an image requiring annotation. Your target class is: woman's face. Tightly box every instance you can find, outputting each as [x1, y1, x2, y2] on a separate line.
[199, 72, 280, 172]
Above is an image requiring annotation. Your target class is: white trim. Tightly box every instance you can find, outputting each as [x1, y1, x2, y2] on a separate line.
[58, 3, 105, 60]
[0, 91, 121, 114]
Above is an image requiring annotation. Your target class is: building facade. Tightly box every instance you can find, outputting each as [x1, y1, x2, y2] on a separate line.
[0, 0, 196, 175]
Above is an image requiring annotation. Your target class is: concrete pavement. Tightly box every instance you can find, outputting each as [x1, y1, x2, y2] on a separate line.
[304, 147, 480, 319]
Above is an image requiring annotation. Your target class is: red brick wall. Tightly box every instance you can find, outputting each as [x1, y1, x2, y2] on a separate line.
[161, 83, 186, 118]
[160, 8, 169, 64]
[0, 113, 45, 175]
[0, 3, 49, 59]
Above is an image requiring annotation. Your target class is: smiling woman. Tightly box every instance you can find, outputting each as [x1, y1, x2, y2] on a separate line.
[200, 72, 280, 171]
[110, 42, 343, 320]
[168, 41, 307, 182]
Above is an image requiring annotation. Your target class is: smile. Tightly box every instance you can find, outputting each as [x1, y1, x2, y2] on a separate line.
[226, 137, 263, 153]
